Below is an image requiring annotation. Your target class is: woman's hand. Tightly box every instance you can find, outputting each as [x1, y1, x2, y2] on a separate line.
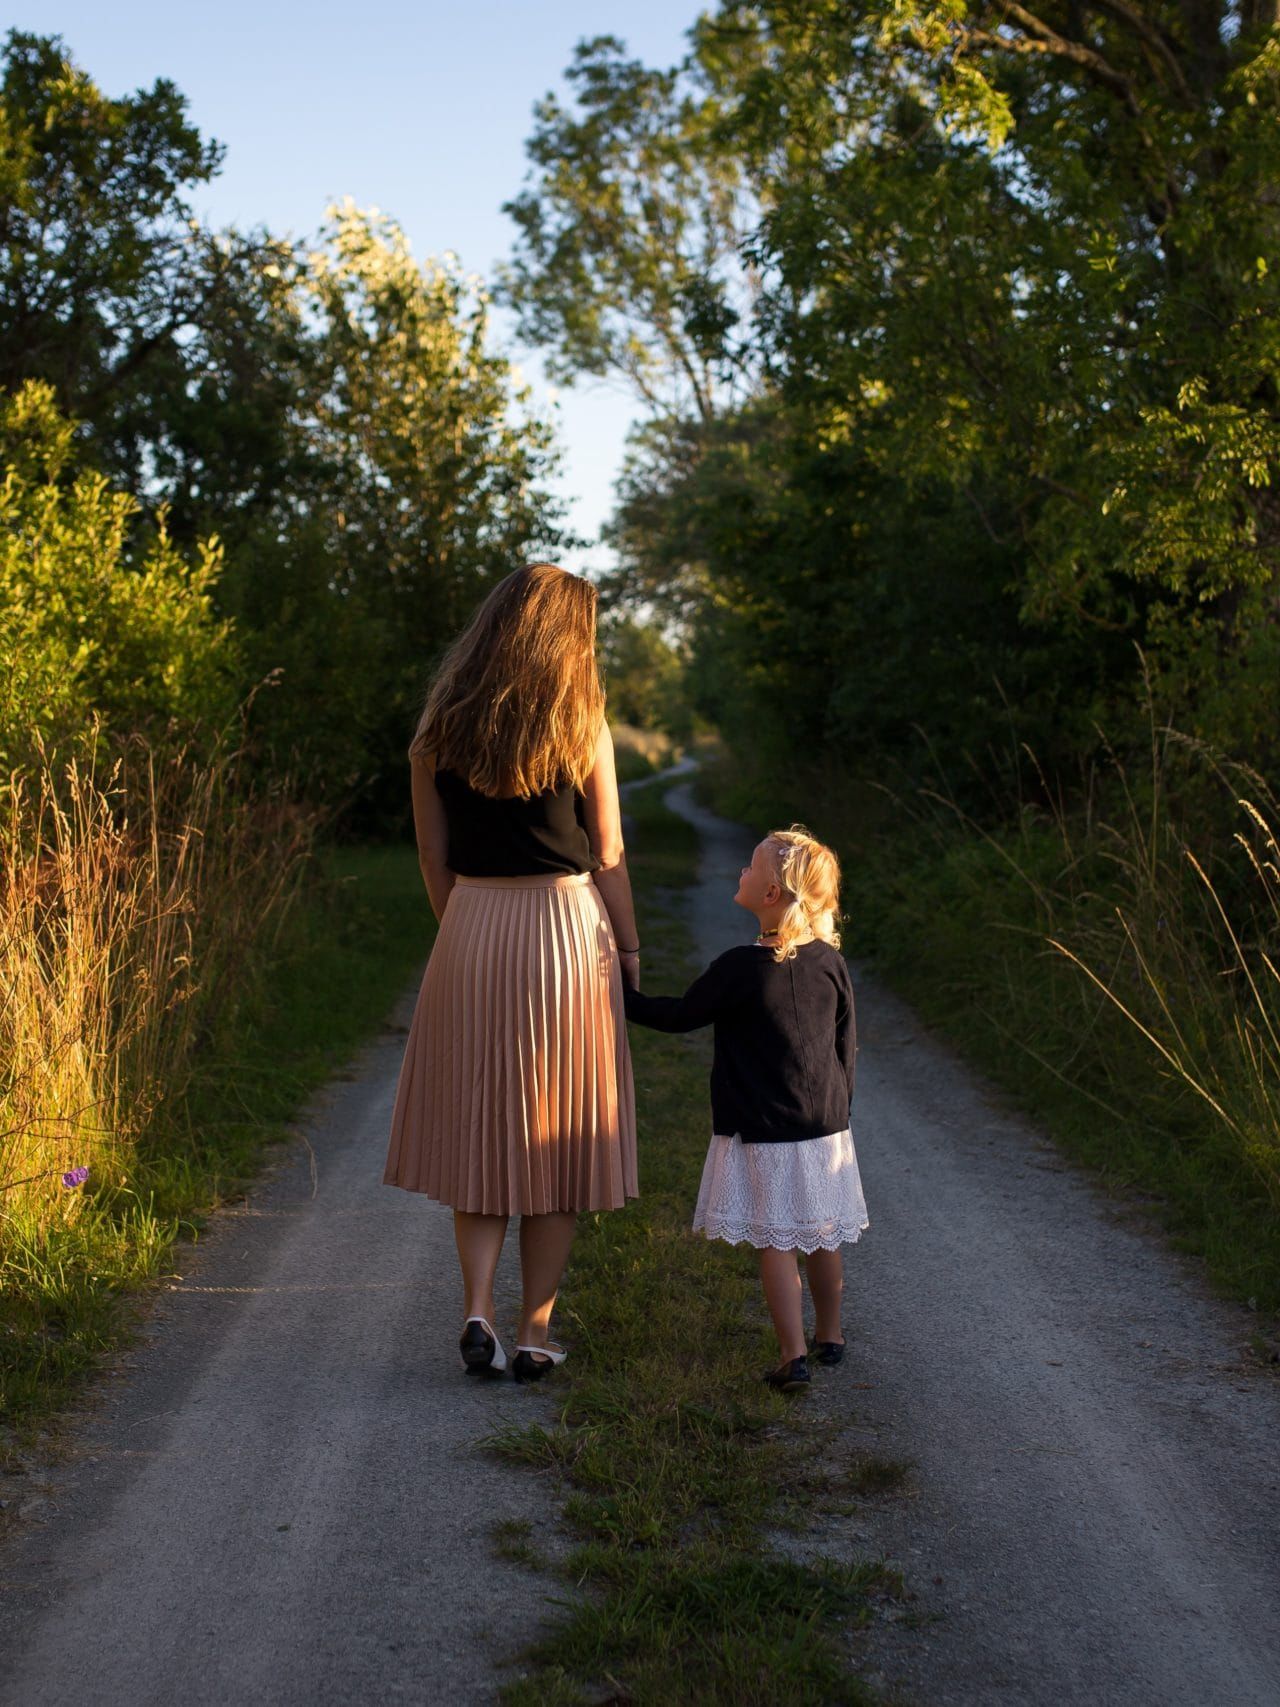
[618, 948, 641, 991]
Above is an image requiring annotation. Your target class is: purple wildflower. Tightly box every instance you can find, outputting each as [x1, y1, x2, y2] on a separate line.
[61, 1166, 90, 1189]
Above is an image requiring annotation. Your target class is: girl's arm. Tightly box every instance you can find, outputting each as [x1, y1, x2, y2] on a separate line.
[410, 753, 456, 923]
[623, 957, 732, 1033]
[583, 721, 641, 989]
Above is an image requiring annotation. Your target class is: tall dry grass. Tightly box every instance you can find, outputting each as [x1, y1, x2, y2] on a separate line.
[0, 736, 313, 1246]
[1042, 760, 1280, 1217]
[880, 723, 1280, 1296]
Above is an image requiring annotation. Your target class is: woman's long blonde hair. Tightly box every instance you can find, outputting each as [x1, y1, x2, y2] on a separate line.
[410, 564, 605, 797]
[762, 827, 843, 963]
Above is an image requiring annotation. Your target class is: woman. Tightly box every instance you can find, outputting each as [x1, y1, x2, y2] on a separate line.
[383, 563, 640, 1383]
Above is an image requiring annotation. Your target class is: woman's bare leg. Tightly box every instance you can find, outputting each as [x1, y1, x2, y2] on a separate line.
[759, 1247, 806, 1363]
[517, 1211, 578, 1347]
[804, 1247, 845, 1345]
[453, 1210, 508, 1324]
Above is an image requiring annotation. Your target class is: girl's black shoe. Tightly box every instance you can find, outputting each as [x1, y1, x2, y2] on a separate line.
[810, 1340, 845, 1367]
[763, 1357, 811, 1393]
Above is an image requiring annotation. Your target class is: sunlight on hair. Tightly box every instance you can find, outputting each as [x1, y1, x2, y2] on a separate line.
[409, 563, 604, 797]
[762, 826, 842, 962]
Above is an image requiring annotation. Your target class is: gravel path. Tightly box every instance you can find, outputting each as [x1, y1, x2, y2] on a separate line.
[0, 995, 562, 1706]
[664, 772, 1280, 1707]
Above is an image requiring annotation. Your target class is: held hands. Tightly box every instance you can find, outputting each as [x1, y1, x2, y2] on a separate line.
[617, 947, 641, 991]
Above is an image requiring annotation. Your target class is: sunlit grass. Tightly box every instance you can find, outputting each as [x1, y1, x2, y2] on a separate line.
[1, 736, 311, 1230]
[1047, 792, 1280, 1219]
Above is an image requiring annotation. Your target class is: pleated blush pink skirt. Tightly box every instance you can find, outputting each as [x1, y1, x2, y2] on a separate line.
[383, 872, 638, 1215]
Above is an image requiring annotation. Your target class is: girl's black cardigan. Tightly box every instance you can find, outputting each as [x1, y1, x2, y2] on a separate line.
[622, 940, 856, 1143]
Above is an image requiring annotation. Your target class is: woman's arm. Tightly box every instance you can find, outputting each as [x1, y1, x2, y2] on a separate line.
[410, 753, 456, 923]
[582, 721, 641, 989]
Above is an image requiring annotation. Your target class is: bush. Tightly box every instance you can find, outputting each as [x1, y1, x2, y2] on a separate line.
[0, 382, 236, 770]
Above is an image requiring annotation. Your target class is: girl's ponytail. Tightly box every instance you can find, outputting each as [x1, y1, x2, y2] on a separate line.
[762, 828, 842, 963]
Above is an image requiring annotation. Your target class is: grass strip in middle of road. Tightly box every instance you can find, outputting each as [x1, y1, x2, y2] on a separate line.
[488, 782, 900, 1706]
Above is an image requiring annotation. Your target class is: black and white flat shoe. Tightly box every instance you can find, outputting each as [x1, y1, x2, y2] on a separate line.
[763, 1357, 811, 1393]
[512, 1342, 567, 1384]
[810, 1340, 845, 1367]
[459, 1316, 507, 1376]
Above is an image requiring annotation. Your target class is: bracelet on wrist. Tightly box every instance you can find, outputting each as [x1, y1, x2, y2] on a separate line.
[618, 945, 641, 956]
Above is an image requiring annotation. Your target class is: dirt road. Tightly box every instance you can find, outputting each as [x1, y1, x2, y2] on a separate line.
[665, 774, 1280, 1707]
[0, 997, 562, 1706]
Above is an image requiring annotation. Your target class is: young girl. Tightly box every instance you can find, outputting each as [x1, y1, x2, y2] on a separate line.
[624, 827, 867, 1392]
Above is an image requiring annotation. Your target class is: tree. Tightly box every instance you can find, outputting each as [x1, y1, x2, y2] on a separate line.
[502, 35, 760, 425]
[214, 203, 572, 810]
[0, 31, 220, 422]
[598, 610, 695, 739]
[0, 382, 236, 770]
[513, 4, 1280, 780]
[0, 34, 575, 811]
[708, 0, 1280, 639]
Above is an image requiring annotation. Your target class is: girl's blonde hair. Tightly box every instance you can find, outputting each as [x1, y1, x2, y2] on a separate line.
[409, 563, 605, 797]
[762, 826, 842, 962]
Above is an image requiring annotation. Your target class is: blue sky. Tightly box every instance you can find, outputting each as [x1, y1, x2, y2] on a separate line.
[14, 3, 704, 568]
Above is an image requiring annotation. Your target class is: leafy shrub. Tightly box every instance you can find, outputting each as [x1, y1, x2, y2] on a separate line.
[0, 382, 236, 770]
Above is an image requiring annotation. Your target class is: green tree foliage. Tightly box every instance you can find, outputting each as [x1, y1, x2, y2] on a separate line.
[0, 383, 236, 770]
[509, 4, 1280, 785]
[716, 0, 1280, 661]
[0, 31, 227, 450]
[501, 35, 758, 423]
[0, 35, 571, 814]
[224, 202, 570, 808]
[599, 610, 695, 739]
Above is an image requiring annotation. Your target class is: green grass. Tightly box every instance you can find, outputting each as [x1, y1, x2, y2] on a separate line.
[491, 1516, 544, 1568]
[0, 840, 430, 1444]
[486, 781, 902, 1706]
[699, 746, 1280, 1324]
[157, 842, 432, 1211]
[851, 826, 1280, 1317]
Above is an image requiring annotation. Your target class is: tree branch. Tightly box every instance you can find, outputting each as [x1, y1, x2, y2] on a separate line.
[960, 5, 1143, 115]
[1085, 0, 1195, 103]
[958, 6, 1182, 220]
[1032, 470, 1091, 505]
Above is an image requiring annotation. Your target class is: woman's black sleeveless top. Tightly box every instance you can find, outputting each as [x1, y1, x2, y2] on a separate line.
[434, 768, 597, 878]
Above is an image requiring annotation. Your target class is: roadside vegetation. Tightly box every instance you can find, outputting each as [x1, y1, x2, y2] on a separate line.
[0, 808, 429, 1442]
[488, 783, 904, 1707]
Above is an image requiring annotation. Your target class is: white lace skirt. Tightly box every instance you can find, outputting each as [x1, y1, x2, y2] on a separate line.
[692, 1130, 870, 1253]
